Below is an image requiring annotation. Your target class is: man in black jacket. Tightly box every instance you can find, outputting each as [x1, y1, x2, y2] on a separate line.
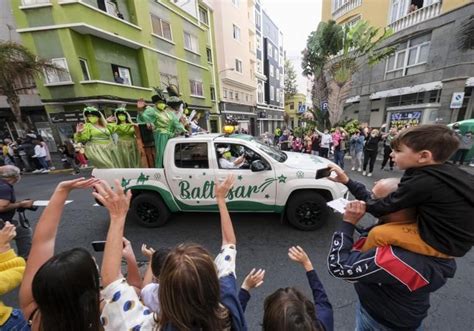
[327, 172, 456, 330]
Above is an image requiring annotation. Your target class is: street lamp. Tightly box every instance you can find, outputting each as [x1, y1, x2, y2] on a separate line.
[218, 67, 235, 75]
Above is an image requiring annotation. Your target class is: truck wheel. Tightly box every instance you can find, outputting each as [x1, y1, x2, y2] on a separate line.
[286, 191, 329, 231]
[128, 192, 170, 228]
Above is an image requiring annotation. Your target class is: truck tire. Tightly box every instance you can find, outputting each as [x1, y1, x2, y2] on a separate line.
[286, 191, 329, 231]
[128, 192, 171, 228]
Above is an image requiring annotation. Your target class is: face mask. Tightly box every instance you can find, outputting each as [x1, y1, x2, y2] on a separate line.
[88, 116, 99, 124]
[157, 103, 166, 111]
[223, 151, 232, 160]
[118, 115, 126, 122]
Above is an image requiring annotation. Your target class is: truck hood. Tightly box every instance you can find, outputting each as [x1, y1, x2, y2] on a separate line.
[283, 152, 335, 170]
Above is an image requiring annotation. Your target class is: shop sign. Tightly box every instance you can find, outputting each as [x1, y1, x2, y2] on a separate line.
[450, 92, 465, 109]
[390, 111, 422, 127]
[50, 112, 83, 123]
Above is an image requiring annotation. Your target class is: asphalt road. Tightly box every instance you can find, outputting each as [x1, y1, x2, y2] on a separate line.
[3, 166, 474, 330]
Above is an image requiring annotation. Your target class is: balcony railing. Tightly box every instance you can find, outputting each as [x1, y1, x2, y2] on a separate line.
[388, 1, 441, 32]
[333, 0, 362, 20]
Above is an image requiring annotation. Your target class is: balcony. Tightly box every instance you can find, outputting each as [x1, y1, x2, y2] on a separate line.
[333, 0, 362, 20]
[388, 1, 441, 32]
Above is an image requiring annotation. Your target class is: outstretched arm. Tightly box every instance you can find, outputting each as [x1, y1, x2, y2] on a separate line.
[20, 178, 98, 317]
[93, 180, 132, 287]
[215, 175, 236, 246]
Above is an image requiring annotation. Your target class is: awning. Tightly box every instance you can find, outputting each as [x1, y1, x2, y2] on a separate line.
[345, 95, 360, 103]
[466, 77, 474, 87]
[370, 81, 443, 99]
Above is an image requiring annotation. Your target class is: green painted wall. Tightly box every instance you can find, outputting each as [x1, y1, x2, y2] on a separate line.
[12, 0, 219, 115]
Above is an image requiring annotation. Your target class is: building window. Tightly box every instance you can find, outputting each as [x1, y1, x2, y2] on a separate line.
[229, 91, 234, 100]
[210, 87, 216, 101]
[267, 43, 272, 58]
[233, 24, 241, 41]
[257, 83, 263, 103]
[276, 88, 280, 102]
[79, 58, 90, 81]
[21, 0, 50, 5]
[289, 102, 294, 110]
[256, 35, 261, 50]
[44, 58, 72, 84]
[255, 11, 261, 27]
[151, 15, 172, 41]
[270, 64, 274, 77]
[199, 6, 209, 25]
[160, 73, 179, 90]
[232, 0, 239, 8]
[276, 68, 280, 80]
[256, 60, 262, 74]
[235, 92, 240, 101]
[111, 64, 132, 85]
[270, 86, 274, 100]
[245, 94, 249, 102]
[206, 48, 212, 63]
[224, 89, 228, 98]
[280, 73, 284, 83]
[235, 59, 243, 73]
[184, 32, 199, 53]
[385, 34, 431, 79]
[189, 80, 203, 96]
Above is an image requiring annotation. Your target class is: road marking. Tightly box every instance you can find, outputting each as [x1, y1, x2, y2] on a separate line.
[33, 200, 73, 206]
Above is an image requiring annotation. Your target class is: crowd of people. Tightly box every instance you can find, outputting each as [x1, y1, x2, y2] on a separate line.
[267, 122, 474, 175]
[0, 124, 473, 330]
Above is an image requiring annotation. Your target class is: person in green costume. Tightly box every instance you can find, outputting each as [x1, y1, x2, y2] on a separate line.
[74, 106, 120, 168]
[108, 107, 140, 168]
[136, 92, 186, 168]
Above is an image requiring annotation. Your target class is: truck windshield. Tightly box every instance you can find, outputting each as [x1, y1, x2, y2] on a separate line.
[252, 141, 287, 162]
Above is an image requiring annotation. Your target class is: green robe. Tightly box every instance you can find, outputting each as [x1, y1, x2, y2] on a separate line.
[74, 123, 120, 168]
[137, 106, 186, 168]
[109, 123, 141, 168]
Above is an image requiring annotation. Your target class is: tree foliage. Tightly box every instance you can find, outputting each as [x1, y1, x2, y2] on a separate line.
[0, 41, 57, 129]
[302, 20, 394, 126]
[284, 58, 298, 100]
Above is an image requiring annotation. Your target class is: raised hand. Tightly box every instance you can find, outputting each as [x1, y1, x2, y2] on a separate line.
[343, 200, 366, 225]
[288, 246, 313, 272]
[93, 180, 132, 220]
[0, 222, 16, 249]
[241, 268, 265, 291]
[326, 165, 349, 184]
[122, 237, 135, 260]
[76, 122, 85, 133]
[58, 177, 100, 192]
[141, 244, 155, 259]
[106, 115, 116, 123]
[215, 174, 235, 200]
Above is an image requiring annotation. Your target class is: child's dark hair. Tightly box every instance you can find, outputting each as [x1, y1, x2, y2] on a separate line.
[151, 247, 171, 278]
[391, 125, 460, 162]
[263, 287, 323, 331]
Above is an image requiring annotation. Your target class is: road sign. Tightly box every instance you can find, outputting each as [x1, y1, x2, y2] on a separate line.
[298, 104, 306, 114]
[450, 92, 465, 109]
[321, 101, 329, 113]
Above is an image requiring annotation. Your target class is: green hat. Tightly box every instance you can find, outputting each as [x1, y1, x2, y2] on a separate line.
[167, 96, 183, 106]
[83, 106, 101, 116]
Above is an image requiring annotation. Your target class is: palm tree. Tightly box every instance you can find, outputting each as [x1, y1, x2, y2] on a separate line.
[0, 41, 56, 130]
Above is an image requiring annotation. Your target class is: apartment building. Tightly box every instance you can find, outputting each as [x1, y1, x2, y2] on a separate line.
[322, 0, 474, 127]
[255, 3, 285, 135]
[0, 0, 49, 145]
[12, 0, 219, 146]
[210, 0, 257, 134]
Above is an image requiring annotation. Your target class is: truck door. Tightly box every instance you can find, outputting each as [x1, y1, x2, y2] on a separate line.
[167, 141, 216, 211]
[213, 142, 277, 212]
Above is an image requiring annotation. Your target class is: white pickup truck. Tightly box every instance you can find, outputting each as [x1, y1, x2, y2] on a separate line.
[92, 134, 348, 231]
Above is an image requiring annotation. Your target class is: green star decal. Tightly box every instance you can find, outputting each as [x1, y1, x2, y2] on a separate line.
[277, 174, 287, 183]
[237, 175, 243, 181]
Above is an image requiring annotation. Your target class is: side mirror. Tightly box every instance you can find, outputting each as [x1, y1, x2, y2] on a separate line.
[250, 160, 266, 172]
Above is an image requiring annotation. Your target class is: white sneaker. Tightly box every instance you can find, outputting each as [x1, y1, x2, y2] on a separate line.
[41, 169, 50, 173]
[368, 173, 373, 177]
[357, 168, 362, 172]
[32, 169, 41, 174]
[362, 171, 367, 176]
[351, 167, 355, 171]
